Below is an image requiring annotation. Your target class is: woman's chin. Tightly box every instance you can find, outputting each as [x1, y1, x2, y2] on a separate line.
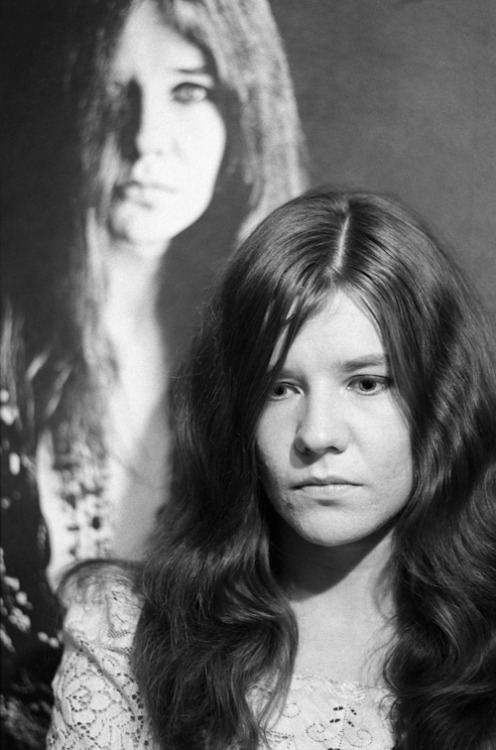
[107, 214, 175, 257]
[107, 201, 207, 254]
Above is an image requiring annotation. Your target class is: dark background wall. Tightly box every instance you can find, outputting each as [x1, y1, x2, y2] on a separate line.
[270, 0, 496, 324]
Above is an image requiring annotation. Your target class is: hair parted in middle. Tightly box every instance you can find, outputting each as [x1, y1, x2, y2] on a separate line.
[135, 188, 496, 749]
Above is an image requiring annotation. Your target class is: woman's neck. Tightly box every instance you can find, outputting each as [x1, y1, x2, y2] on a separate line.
[281, 524, 393, 605]
[280, 526, 395, 684]
[103, 240, 166, 320]
[102, 238, 171, 424]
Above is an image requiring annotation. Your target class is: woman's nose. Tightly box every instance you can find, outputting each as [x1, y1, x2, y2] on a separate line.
[294, 395, 351, 456]
[135, 91, 176, 157]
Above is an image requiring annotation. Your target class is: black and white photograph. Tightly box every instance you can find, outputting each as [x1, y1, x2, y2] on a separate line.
[2, 1, 495, 748]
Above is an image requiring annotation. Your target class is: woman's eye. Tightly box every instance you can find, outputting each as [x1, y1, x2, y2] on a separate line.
[349, 376, 391, 395]
[172, 82, 211, 104]
[270, 382, 295, 400]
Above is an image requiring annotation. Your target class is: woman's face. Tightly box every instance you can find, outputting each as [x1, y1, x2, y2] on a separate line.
[107, 0, 227, 255]
[256, 290, 413, 551]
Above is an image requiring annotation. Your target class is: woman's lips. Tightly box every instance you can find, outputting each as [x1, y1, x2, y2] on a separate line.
[293, 477, 361, 501]
[116, 181, 178, 202]
[295, 475, 360, 487]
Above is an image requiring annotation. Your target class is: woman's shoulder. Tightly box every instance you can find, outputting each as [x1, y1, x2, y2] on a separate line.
[48, 570, 153, 749]
[61, 567, 142, 652]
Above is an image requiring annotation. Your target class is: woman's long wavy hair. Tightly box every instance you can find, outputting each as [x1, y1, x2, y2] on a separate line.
[1, 0, 306, 457]
[134, 189, 496, 749]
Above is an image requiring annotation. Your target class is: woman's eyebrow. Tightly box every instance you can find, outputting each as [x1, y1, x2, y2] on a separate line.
[341, 354, 390, 372]
[175, 64, 212, 75]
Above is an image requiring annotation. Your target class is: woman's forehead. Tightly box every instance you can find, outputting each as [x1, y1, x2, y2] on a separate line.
[112, 0, 208, 71]
[272, 291, 384, 368]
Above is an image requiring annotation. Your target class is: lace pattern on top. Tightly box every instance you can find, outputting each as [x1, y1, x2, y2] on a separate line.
[47, 583, 152, 750]
[47, 583, 396, 749]
[258, 676, 394, 749]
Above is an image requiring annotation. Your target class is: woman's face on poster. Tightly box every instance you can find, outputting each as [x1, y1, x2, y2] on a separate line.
[107, 0, 227, 255]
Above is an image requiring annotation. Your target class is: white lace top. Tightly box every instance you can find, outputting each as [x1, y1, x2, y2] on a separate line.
[47, 583, 396, 749]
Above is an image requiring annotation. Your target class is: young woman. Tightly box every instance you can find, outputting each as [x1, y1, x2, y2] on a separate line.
[47, 190, 496, 749]
[1, 0, 305, 742]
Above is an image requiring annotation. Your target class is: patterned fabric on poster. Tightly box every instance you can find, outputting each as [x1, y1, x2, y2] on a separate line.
[1, 382, 115, 749]
[1, 387, 62, 749]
